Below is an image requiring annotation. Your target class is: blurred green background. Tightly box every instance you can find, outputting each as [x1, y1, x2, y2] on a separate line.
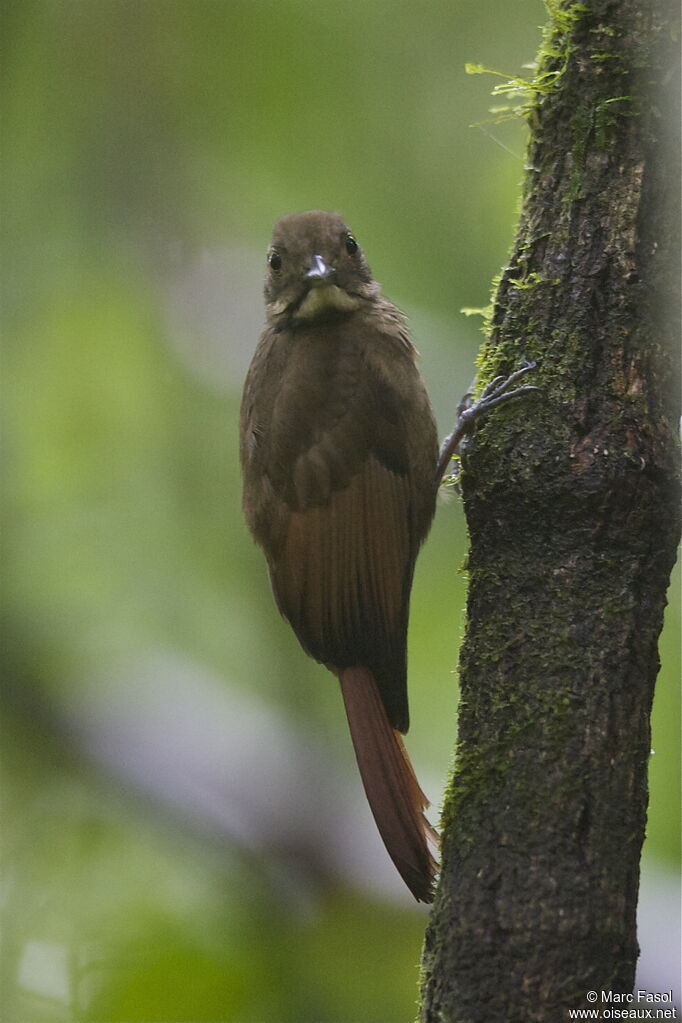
[2, 2, 679, 1020]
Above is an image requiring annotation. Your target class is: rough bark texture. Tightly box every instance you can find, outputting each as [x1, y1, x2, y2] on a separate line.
[420, 2, 680, 1021]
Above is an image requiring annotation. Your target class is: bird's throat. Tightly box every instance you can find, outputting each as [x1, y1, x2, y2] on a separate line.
[295, 283, 360, 321]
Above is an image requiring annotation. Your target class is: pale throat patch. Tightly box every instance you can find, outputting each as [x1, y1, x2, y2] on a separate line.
[295, 283, 360, 320]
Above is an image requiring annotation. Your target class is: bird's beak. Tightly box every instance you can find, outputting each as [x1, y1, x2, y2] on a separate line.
[306, 254, 335, 281]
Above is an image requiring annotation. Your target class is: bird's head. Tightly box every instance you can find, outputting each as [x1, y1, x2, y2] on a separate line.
[264, 210, 378, 325]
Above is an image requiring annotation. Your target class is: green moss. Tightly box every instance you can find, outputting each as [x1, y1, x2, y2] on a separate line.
[460, 305, 492, 321]
[465, 1, 590, 126]
[441, 688, 579, 842]
[507, 271, 559, 290]
[594, 95, 635, 147]
[567, 101, 593, 201]
[568, 91, 633, 197]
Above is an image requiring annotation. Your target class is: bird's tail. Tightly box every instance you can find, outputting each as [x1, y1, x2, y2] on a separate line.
[339, 666, 438, 902]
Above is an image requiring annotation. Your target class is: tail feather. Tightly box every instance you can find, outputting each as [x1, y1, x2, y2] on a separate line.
[339, 667, 438, 902]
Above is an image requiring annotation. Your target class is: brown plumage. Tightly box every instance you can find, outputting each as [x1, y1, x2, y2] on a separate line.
[240, 210, 439, 900]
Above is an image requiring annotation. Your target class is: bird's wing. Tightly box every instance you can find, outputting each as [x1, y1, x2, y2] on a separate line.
[270, 449, 412, 730]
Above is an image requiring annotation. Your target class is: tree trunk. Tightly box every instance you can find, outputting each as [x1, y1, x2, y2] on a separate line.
[420, 2, 680, 1020]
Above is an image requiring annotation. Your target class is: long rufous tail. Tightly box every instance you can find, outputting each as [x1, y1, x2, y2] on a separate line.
[339, 667, 438, 902]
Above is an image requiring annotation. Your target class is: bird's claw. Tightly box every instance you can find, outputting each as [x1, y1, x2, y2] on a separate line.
[436, 361, 538, 485]
[477, 360, 538, 408]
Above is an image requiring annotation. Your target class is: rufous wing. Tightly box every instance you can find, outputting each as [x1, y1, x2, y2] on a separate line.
[269, 454, 414, 731]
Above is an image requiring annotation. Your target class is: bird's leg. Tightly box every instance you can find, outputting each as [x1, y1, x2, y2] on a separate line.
[436, 361, 538, 487]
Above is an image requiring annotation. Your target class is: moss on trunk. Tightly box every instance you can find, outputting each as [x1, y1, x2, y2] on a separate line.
[420, 1, 680, 1020]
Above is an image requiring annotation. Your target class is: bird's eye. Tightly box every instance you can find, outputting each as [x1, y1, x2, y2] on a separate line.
[345, 235, 358, 256]
[268, 250, 282, 271]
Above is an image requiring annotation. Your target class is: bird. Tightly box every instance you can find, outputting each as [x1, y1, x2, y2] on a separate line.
[239, 210, 538, 901]
[240, 210, 439, 901]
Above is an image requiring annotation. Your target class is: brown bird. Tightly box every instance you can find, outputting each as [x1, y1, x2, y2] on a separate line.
[240, 210, 439, 901]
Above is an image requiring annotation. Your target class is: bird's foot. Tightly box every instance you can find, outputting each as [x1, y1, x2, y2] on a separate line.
[437, 361, 538, 486]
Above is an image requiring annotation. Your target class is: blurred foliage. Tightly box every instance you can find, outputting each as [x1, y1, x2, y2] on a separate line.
[1, 1, 679, 1021]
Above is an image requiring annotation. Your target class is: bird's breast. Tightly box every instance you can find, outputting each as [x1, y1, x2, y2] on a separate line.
[269, 322, 365, 478]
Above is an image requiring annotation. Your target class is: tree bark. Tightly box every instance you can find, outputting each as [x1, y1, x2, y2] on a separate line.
[420, 2, 680, 1021]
